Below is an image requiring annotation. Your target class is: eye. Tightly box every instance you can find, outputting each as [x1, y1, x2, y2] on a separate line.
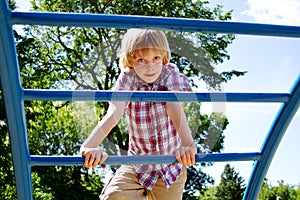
[154, 56, 161, 60]
[153, 56, 161, 61]
[137, 58, 145, 63]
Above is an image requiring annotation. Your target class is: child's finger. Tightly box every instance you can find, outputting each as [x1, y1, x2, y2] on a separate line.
[99, 151, 108, 165]
[92, 151, 102, 167]
[175, 151, 180, 162]
[92, 156, 100, 168]
[184, 151, 191, 166]
[83, 153, 91, 167]
[181, 148, 197, 166]
[175, 147, 197, 166]
[175, 149, 183, 164]
[176, 147, 188, 165]
[89, 153, 96, 167]
[190, 150, 196, 165]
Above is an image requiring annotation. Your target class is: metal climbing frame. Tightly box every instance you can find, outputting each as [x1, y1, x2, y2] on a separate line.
[0, 1, 299, 199]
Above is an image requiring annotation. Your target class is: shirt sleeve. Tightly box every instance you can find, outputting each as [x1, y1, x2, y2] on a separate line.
[113, 73, 123, 91]
[111, 71, 131, 106]
[113, 70, 131, 91]
[164, 64, 192, 91]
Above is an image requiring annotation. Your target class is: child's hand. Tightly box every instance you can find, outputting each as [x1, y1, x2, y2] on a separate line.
[174, 144, 197, 166]
[80, 147, 108, 168]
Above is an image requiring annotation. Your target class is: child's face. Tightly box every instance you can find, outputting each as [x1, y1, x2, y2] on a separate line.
[131, 49, 164, 83]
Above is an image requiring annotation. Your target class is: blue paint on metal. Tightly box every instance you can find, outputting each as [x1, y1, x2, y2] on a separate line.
[0, 1, 299, 200]
[30, 152, 262, 166]
[0, 1, 33, 200]
[10, 12, 300, 38]
[22, 89, 290, 103]
[243, 76, 300, 200]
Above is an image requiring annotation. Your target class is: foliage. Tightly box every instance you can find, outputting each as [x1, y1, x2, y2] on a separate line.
[23, 98, 104, 199]
[32, 172, 54, 200]
[1, 0, 247, 199]
[27, 0, 246, 91]
[0, 90, 17, 199]
[2, 2, 299, 198]
[7, 0, 16, 9]
[198, 167, 300, 200]
[215, 164, 246, 200]
[0, 0, 17, 198]
[14, 22, 105, 200]
[197, 177, 300, 200]
[183, 103, 228, 199]
[259, 179, 300, 200]
[197, 186, 218, 200]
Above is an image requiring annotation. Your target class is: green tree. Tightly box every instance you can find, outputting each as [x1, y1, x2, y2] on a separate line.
[25, 0, 241, 156]
[183, 103, 228, 199]
[297, 184, 300, 200]
[15, 19, 105, 200]
[215, 164, 246, 200]
[259, 179, 299, 200]
[0, 2, 18, 199]
[11, 0, 246, 199]
[198, 186, 218, 200]
[0, 89, 17, 199]
[0, 0, 58, 199]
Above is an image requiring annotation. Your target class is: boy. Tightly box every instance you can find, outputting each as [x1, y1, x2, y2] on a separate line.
[80, 29, 197, 200]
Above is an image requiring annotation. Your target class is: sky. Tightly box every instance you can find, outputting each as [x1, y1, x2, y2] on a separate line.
[13, 0, 300, 187]
[204, 0, 300, 186]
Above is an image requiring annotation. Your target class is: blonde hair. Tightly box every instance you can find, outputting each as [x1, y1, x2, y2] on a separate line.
[119, 29, 171, 70]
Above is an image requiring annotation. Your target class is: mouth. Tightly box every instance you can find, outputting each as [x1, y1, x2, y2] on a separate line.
[144, 73, 156, 77]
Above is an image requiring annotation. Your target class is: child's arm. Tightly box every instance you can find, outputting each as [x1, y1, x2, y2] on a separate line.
[167, 101, 197, 166]
[80, 101, 125, 168]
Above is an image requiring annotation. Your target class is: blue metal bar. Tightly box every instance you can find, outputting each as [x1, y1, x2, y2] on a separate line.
[30, 152, 261, 166]
[22, 89, 290, 103]
[243, 76, 300, 200]
[0, 1, 33, 200]
[0, 1, 299, 200]
[9, 12, 300, 38]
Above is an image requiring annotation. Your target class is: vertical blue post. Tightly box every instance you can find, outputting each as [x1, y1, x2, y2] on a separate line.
[0, 1, 33, 200]
[243, 76, 300, 200]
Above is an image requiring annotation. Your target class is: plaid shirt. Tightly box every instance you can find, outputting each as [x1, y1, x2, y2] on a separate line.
[113, 63, 192, 190]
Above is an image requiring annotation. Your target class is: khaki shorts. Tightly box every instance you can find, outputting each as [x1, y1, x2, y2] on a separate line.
[99, 165, 187, 200]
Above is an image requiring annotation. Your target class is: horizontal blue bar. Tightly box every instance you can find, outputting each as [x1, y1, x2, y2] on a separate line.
[30, 152, 261, 166]
[22, 89, 290, 103]
[11, 12, 300, 38]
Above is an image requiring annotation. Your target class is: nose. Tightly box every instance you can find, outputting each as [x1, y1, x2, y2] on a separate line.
[146, 63, 155, 72]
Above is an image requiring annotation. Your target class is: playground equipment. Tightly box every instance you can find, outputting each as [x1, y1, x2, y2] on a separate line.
[0, 1, 299, 199]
